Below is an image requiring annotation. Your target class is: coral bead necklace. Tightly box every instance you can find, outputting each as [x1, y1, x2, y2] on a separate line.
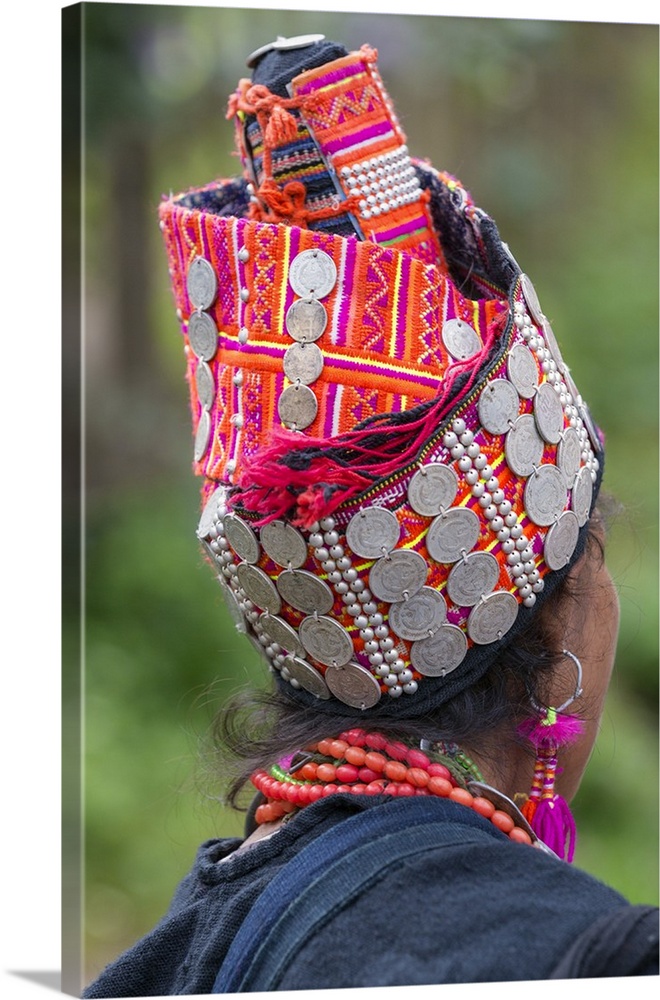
[250, 728, 539, 849]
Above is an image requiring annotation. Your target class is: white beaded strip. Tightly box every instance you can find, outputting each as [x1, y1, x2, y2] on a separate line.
[308, 516, 417, 698]
[512, 300, 598, 484]
[339, 146, 423, 221]
[442, 417, 542, 608]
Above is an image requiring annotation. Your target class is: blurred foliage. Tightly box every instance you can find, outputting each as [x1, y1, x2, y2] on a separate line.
[64, 3, 658, 983]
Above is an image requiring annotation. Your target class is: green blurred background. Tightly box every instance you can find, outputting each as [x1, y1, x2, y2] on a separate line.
[63, 3, 659, 987]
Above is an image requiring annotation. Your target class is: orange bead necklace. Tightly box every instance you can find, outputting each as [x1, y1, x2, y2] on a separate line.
[250, 728, 539, 848]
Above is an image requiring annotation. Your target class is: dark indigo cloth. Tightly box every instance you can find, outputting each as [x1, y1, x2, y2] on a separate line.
[83, 795, 659, 997]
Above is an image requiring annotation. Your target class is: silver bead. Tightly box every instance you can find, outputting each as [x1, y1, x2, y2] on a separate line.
[388, 685, 403, 698]
[403, 681, 419, 695]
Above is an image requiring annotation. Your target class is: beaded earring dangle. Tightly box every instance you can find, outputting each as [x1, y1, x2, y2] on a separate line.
[517, 650, 585, 861]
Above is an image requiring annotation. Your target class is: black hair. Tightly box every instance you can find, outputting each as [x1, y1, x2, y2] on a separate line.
[211, 514, 608, 810]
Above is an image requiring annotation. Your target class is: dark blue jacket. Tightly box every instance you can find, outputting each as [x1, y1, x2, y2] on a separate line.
[83, 795, 658, 996]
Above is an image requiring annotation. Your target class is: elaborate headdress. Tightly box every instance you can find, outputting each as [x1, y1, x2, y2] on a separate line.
[159, 36, 602, 718]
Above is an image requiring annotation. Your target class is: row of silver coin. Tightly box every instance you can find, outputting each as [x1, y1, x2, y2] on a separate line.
[197, 488, 384, 709]
[185, 256, 221, 464]
[276, 248, 340, 433]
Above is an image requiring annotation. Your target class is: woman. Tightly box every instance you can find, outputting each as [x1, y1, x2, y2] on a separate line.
[83, 34, 658, 995]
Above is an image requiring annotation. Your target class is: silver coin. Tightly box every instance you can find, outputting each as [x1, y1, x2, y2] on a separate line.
[544, 510, 580, 570]
[507, 343, 538, 399]
[541, 319, 565, 372]
[441, 318, 481, 360]
[223, 513, 261, 564]
[187, 257, 217, 310]
[246, 631, 270, 667]
[407, 463, 458, 517]
[283, 342, 324, 384]
[246, 34, 326, 68]
[298, 615, 354, 667]
[571, 466, 593, 527]
[260, 519, 308, 569]
[579, 401, 602, 453]
[324, 661, 382, 709]
[258, 613, 305, 657]
[236, 563, 282, 615]
[278, 383, 318, 430]
[288, 249, 337, 300]
[563, 368, 581, 407]
[369, 549, 428, 604]
[285, 298, 328, 343]
[195, 360, 215, 409]
[505, 414, 544, 477]
[410, 624, 468, 677]
[187, 311, 218, 361]
[194, 409, 211, 462]
[388, 586, 447, 641]
[197, 485, 228, 539]
[467, 591, 518, 644]
[346, 507, 401, 560]
[557, 427, 581, 488]
[283, 655, 331, 700]
[276, 569, 335, 616]
[446, 551, 499, 607]
[534, 382, 564, 444]
[426, 507, 480, 564]
[524, 464, 568, 527]
[478, 378, 520, 435]
[520, 274, 544, 327]
[219, 583, 248, 634]
[199, 537, 222, 570]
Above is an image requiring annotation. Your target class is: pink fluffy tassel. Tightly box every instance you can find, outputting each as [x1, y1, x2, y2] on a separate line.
[517, 712, 585, 748]
[530, 794, 578, 862]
